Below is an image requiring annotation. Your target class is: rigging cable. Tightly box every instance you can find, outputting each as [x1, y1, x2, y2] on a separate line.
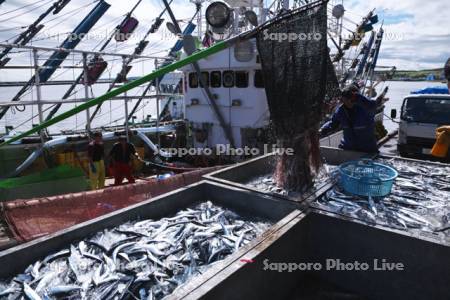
[89, 0, 173, 123]
[0, 0, 50, 17]
[0, 0, 73, 64]
[0, 0, 54, 23]
[30, 1, 98, 41]
[125, 0, 196, 125]
[0, 0, 111, 121]
[44, 0, 144, 122]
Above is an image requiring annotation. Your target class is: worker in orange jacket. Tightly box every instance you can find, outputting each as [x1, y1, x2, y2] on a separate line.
[431, 126, 450, 158]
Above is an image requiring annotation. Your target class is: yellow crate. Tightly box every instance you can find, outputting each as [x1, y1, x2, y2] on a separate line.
[57, 152, 75, 166]
[56, 153, 66, 165]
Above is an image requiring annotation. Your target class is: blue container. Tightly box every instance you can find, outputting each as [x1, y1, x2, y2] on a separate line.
[157, 173, 173, 181]
[338, 159, 398, 197]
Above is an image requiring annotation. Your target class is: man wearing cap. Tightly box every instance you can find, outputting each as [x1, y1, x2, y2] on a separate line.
[320, 84, 381, 153]
[109, 136, 141, 185]
[88, 132, 105, 189]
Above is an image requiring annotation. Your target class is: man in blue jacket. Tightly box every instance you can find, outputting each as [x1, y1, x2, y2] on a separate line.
[320, 84, 380, 153]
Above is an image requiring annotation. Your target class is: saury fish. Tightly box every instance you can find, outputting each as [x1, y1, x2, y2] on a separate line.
[0, 202, 271, 300]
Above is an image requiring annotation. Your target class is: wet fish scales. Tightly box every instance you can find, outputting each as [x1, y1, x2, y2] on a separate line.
[0, 201, 271, 300]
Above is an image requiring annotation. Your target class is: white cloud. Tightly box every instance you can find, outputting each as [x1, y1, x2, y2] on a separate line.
[0, 0, 447, 73]
[343, 0, 450, 70]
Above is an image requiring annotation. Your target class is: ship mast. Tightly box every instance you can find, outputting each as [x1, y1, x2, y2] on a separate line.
[125, 19, 198, 125]
[88, 1, 174, 123]
[0, 0, 71, 67]
[0, 1, 111, 121]
[162, 0, 236, 147]
[44, 0, 144, 123]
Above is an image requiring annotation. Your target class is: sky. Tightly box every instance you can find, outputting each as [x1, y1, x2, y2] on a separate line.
[344, 0, 450, 70]
[0, 0, 448, 75]
[0, 0, 447, 131]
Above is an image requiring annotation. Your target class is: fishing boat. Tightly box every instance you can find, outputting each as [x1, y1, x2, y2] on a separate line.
[0, 0, 391, 246]
[1, 2, 449, 299]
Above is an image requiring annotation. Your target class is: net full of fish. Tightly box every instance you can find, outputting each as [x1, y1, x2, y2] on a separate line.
[255, 3, 339, 192]
[314, 158, 450, 239]
[0, 201, 272, 300]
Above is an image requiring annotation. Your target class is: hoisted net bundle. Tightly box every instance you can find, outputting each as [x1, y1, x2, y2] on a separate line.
[325, 54, 341, 102]
[256, 3, 332, 191]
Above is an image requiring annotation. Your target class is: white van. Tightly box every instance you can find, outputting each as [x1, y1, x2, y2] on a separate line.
[392, 94, 450, 159]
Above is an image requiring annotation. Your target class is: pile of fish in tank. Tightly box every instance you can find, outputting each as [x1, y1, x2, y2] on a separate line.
[314, 158, 450, 239]
[0, 201, 272, 299]
[244, 163, 336, 196]
[244, 155, 450, 240]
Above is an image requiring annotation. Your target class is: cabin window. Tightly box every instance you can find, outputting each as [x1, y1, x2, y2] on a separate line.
[210, 71, 221, 88]
[235, 71, 249, 88]
[223, 71, 235, 88]
[256, 55, 261, 64]
[199, 72, 209, 87]
[189, 72, 198, 88]
[254, 70, 264, 88]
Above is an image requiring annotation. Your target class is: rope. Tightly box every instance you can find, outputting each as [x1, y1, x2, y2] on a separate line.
[0, 0, 54, 23]
[0, 0, 50, 17]
[0, 25, 27, 33]
[140, 159, 199, 172]
[383, 113, 400, 124]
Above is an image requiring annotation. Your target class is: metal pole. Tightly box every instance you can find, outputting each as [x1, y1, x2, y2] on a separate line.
[122, 56, 130, 142]
[125, 90, 129, 142]
[83, 53, 91, 132]
[33, 49, 44, 124]
[0, 94, 180, 107]
[32, 49, 45, 142]
[155, 59, 160, 146]
[197, 3, 202, 38]
[0, 42, 168, 60]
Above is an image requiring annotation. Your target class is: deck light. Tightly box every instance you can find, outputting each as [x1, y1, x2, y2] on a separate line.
[205, 1, 231, 28]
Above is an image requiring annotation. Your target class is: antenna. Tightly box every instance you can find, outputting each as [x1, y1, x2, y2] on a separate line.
[190, 0, 207, 37]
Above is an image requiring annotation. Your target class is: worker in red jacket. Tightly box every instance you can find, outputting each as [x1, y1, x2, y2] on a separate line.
[109, 136, 141, 185]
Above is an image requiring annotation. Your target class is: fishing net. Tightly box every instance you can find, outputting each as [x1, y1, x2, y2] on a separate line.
[256, 2, 337, 191]
[2, 167, 220, 242]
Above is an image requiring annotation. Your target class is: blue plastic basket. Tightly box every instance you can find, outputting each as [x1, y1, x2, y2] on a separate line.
[338, 159, 398, 197]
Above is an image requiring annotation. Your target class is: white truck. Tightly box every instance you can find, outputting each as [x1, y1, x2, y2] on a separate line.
[391, 94, 450, 160]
